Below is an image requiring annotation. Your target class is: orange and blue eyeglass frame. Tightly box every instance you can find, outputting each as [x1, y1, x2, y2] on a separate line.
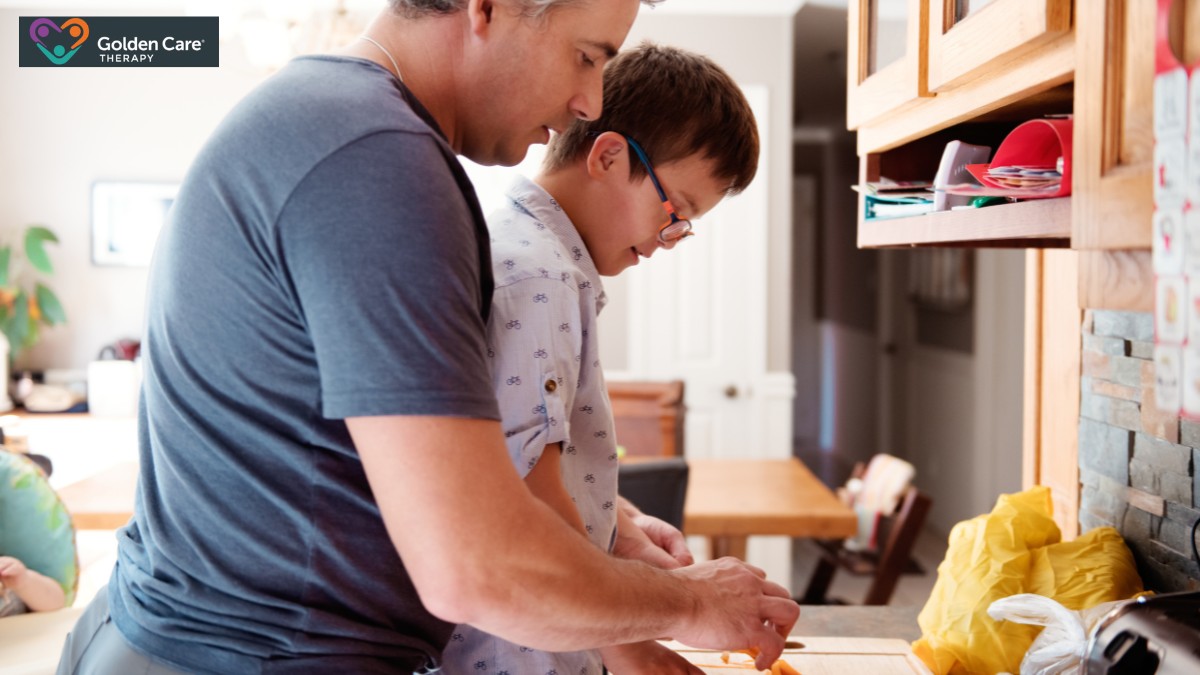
[621, 135, 694, 246]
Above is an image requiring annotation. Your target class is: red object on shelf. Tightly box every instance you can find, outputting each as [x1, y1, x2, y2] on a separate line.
[962, 118, 1073, 199]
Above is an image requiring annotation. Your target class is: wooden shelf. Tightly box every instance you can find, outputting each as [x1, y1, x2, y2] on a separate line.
[857, 197, 1071, 249]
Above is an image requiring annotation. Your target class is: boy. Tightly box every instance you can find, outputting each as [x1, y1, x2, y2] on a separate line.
[443, 42, 759, 675]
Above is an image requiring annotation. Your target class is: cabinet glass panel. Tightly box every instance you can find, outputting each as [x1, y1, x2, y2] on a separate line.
[954, 0, 996, 23]
[868, 0, 908, 75]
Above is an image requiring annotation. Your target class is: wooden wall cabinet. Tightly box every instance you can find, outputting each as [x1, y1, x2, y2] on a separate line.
[850, 0, 1160, 263]
[1073, 0, 1154, 250]
[850, 0, 1075, 249]
[927, 0, 1073, 93]
[853, 15, 1073, 156]
[847, 0, 931, 130]
[1075, 0, 1158, 311]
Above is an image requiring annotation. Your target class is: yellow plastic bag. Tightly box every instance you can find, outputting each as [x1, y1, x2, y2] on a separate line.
[911, 486, 1143, 675]
[1027, 527, 1143, 609]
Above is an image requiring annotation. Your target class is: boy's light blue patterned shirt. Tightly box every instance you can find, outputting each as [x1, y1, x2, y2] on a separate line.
[440, 176, 617, 675]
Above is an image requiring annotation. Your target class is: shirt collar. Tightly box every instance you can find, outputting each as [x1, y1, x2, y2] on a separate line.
[505, 175, 607, 313]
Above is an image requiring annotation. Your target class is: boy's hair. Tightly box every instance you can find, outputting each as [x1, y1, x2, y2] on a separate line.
[543, 42, 759, 196]
[388, 0, 663, 20]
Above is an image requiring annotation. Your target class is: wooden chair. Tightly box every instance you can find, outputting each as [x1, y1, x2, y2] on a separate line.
[801, 451, 931, 605]
[799, 483, 932, 606]
[606, 380, 685, 458]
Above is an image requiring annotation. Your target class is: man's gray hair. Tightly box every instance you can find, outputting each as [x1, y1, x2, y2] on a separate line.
[388, 0, 663, 20]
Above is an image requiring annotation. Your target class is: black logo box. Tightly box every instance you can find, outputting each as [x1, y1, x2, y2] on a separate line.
[19, 17, 218, 67]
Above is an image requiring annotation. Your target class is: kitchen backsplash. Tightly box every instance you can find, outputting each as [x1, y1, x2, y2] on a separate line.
[1080, 310, 1200, 592]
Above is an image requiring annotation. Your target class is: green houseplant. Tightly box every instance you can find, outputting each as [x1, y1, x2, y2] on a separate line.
[0, 226, 66, 362]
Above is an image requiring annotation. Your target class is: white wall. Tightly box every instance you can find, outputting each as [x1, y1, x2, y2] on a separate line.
[1, 7, 264, 370]
[973, 249, 1025, 519]
[891, 249, 1026, 533]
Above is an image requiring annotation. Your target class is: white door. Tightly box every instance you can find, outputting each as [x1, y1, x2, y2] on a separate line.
[620, 85, 773, 462]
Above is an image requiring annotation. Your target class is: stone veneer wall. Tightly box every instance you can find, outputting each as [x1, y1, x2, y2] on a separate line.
[1080, 310, 1200, 592]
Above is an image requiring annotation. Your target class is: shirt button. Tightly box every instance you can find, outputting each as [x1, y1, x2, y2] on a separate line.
[544, 379, 557, 393]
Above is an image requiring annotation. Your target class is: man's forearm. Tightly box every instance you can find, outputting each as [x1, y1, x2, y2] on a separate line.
[461, 495, 697, 649]
[350, 415, 795, 661]
[350, 416, 696, 649]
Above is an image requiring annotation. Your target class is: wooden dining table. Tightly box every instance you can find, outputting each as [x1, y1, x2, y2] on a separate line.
[56, 454, 857, 565]
[682, 457, 857, 560]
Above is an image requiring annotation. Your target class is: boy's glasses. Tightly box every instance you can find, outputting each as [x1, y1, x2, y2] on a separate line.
[623, 136, 694, 246]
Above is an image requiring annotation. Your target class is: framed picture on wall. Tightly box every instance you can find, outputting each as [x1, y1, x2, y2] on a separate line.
[91, 181, 179, 267]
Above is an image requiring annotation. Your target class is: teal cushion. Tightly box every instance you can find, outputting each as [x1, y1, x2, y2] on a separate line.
[0, 451, 77, 605]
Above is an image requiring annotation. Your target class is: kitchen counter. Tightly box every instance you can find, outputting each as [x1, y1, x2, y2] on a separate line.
[794, 604, 922, 642]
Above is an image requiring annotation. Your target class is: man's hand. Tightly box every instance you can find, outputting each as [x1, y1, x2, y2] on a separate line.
[614, 497, 694, 569]
[670, 557, 800, 671]
[601, 640, 704, 675]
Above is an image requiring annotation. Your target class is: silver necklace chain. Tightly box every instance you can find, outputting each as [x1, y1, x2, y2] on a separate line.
[358, 35, 403, 83]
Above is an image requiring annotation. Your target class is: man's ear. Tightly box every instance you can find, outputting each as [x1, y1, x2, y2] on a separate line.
[466, 0, 495, 37]
[585, 132, 629, 180]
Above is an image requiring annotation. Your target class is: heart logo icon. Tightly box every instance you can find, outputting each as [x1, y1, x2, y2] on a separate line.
[29, 18, 89, 65]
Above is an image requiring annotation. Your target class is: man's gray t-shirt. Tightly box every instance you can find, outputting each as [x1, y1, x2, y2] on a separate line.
[109, 56, 500, 674]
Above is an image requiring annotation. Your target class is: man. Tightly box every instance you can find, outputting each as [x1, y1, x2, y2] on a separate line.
[58, 2, 799, 673]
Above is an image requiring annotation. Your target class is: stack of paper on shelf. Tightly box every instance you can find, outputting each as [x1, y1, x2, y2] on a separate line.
[853, 180, 935, 220]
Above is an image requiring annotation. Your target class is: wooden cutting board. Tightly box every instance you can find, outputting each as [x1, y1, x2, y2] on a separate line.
[659, 637, 932, 675]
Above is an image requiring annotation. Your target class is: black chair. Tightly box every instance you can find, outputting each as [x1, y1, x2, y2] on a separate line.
[617, 457, 689, 529]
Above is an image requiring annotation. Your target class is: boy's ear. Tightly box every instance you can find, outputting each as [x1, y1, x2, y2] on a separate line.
[585, 132, 629, 180]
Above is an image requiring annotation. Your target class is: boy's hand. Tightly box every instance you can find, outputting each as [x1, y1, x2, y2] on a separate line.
[629, 511, 694, 566]
[614, 497, 694, 569]
[601, 640, 704, 675]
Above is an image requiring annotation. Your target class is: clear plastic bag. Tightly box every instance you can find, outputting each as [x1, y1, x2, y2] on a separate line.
[987, 594, 1130, 675]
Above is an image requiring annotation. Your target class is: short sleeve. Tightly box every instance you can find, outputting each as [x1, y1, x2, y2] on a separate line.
[486, 277, 583, 476]
[278, 131, 499, 420]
